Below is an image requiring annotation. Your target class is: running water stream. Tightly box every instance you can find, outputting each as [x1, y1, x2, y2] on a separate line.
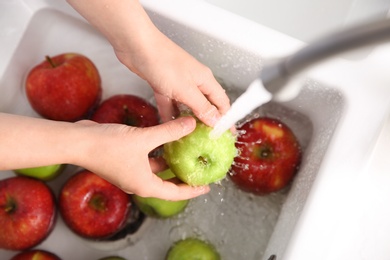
[210, 79, 272, 138]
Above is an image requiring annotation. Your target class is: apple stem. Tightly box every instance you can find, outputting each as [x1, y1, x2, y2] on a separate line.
[89, 194, 107, 212]
[5, 205, 13, 213]
[198, 156, 208, 166]
[123, 105, 137, 126]
[45, 55, 56, 68]
[4, 197, 16, 214]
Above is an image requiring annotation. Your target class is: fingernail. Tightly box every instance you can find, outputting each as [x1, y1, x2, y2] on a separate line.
[180, 116, 195, 133]
[210, 113, 221, 127]
[197, 106, 220, 126]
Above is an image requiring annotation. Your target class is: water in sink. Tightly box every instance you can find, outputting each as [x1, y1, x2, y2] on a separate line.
[0, 7, 318, 260]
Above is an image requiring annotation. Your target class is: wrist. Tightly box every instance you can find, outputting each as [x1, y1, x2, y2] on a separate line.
[63, 120, 102, 169]
[0, 114, 86, 170]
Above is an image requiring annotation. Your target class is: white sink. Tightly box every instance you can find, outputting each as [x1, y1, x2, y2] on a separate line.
[1, 1, 390, 259]
[204, 0, 390, 44]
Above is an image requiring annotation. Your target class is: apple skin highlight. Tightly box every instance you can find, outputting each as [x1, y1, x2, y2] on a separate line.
[163, 119, 237, 186]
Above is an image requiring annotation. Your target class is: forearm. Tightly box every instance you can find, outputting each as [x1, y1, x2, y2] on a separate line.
[0, 113, 86, 170]
[0, 112, 208, 200]
[67, 0, 230, 127]
[66, 0, 158, 63]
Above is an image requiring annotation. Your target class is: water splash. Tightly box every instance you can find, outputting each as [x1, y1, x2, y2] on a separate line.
[210, 79, 272, 138]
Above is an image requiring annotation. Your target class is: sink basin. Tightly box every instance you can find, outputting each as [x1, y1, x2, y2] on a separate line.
[1, 1, 390, 259]
[203, 0, 390, 44]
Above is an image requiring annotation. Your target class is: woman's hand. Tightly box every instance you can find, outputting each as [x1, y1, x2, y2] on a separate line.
[114, 30, 230, 127]
[64, 0, 230, 199]
[0, 113, 208, 201]
[74, 117, 210, 201]
[67, 0, 230, 127]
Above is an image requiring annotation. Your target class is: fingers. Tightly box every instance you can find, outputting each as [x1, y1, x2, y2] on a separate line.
[137, 173, 210, 201]
[198, 73, 231, 116]
[138, 117, 209, 200]
[149, 156, 167, 173]
[188, 94, 220, 127]
[154, 93, 175, 123]
[175, 86, 220, 127]
[143, 116, 196, 151]
[174, 70, 230, 127]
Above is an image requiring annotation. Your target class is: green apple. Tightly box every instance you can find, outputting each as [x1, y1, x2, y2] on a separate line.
[98, 257, 126, 260]
[164, 119, 236, 186]
[132, 169, 189, 218]
[165, 237, 220, 260]
[14, 164, 65, 181]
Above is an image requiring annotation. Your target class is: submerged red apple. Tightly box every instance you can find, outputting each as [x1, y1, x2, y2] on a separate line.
[25, 53, 102, 121]
[91, 94, 159, 127]
[0, 176, 56, 250]
[230, 117, 301, 195]
[59, 170, 131, 239]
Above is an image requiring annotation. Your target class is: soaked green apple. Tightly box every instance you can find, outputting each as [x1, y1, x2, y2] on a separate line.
[166, 237, 220, 260]
[132, 169, 189, 218]
[14, 164, 65, 181]
[164, 119, 236, 186]
[98, 257, 126, 260]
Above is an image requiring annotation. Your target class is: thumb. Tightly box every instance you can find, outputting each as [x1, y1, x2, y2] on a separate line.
[145, 116, 196, 150]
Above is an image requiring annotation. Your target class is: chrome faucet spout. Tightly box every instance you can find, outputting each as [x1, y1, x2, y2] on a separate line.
[261, 18, 390, 96]
[211, 18, 390, 137]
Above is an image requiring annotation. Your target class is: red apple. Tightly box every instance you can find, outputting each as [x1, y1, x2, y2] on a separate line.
[11, 249, 61, 260]
[59, 170, 131, 239]
[91, 94, 159, 127]
[230, 117, 301, 195]
[0, 176, 56, 250]
[25, 53, 102, 121]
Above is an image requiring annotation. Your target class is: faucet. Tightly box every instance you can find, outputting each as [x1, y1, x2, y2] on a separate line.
[261, 18, 390, 99]
[211, 18, 390, 137]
